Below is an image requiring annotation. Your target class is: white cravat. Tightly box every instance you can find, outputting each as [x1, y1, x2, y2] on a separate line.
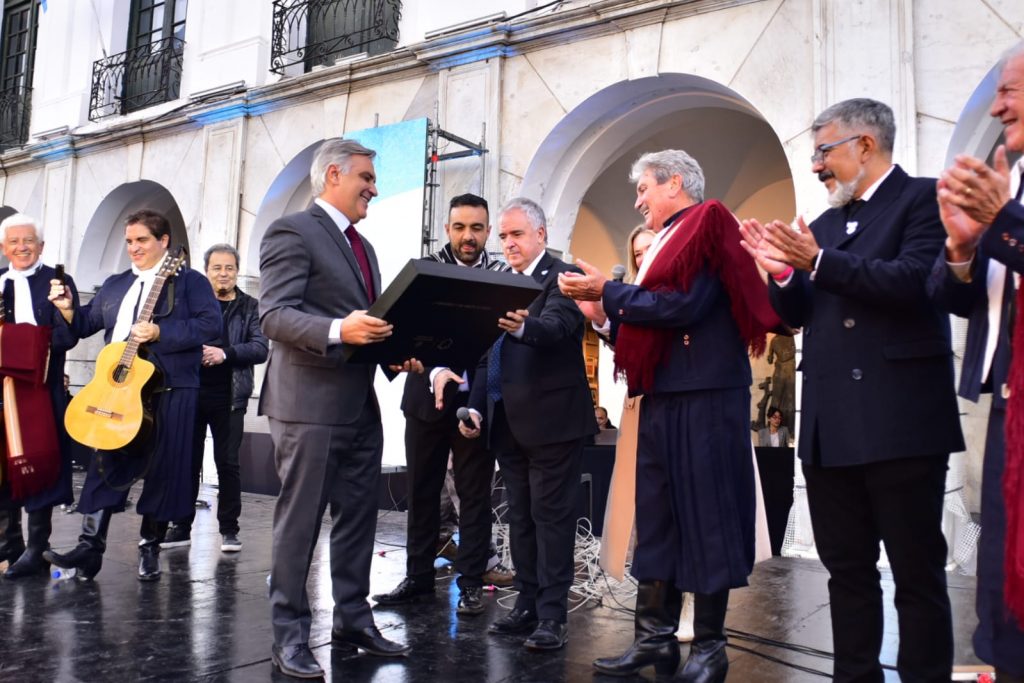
[0, 260, 42, 325]
[635, 212, 687, 287]
[981, 161, 1024, 382]
[112, 254, 168, 342]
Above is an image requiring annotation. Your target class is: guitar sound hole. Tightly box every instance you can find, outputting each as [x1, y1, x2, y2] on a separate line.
[113, 365, 129, 384]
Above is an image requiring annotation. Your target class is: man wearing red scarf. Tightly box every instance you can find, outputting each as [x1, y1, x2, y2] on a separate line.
[560, 149, 779, 682]
[928, 43, 1024, 683]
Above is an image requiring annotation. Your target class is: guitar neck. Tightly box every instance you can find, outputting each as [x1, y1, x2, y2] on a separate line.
[118, 272, 170, 367]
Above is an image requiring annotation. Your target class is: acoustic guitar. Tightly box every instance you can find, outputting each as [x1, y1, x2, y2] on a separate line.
[65, 248, 186, 452]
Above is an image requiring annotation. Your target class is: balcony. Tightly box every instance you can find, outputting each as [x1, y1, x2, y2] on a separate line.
[0, 85, 31, 151]
[271, 0, 401, 76]
[89, 37, 185, 122]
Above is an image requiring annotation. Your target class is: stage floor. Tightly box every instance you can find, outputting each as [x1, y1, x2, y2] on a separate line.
[0, 480, 983, 682]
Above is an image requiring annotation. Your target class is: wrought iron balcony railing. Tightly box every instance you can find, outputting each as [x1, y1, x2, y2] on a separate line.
[89, 37, 185, 121]
[0, 85, 31, 152]
[271, 0, 401, 76]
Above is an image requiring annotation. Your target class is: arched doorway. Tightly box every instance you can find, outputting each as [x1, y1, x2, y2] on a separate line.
[76, 181, 189, 291]
[246, 141, 322, 272]
[520, 73, 795, 267]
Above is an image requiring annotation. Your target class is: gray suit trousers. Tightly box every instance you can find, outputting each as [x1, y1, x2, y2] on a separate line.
[268, 398, 383, 646]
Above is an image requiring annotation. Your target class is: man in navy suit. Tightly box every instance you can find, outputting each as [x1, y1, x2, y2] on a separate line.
[460, 197, 598, 651]
[928, 43, 1024, 682]
[741, 98, 964, 683]
[562, 150, 779, 683]
[0, 214, 79, 579]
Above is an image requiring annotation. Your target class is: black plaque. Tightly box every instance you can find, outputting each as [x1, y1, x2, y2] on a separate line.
[343, 259, 543, 367]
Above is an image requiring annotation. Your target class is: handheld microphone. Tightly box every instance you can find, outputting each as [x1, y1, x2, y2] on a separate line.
[54, 264, 66, 284]
[611, 264, 626, 282]
[456, 407, 476, 430]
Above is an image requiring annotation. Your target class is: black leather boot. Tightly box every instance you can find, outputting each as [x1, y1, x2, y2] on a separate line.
[137, 516, 166, 582]
[0, 506, 26, 566]
[4, 507, 53, 579]
[43, 509, 112, 580]
[594, 580, 682, 678]
[676, 589, 729, 683]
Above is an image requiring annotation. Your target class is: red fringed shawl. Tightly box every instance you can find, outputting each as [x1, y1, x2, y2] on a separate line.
[613, 200, 782, 395]
[0, 321, 59, 499]
[1004, 284, 1024, 624]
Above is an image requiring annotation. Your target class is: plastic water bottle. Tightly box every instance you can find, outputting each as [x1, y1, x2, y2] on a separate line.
[51, 567, 78, 582]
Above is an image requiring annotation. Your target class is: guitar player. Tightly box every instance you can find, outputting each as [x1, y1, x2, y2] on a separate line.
[46, 209, 220, 582]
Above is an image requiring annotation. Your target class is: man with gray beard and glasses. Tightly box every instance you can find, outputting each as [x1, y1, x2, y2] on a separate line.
[740, 98, 964, 683]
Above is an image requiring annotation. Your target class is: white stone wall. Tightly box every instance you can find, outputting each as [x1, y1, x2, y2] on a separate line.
[3, 0, 1022, 476]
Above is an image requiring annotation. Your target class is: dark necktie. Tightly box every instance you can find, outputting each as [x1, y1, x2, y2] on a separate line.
[486, 334, 505, 403]
[2, 279, 13, 321]
[344, 225, 376, 303]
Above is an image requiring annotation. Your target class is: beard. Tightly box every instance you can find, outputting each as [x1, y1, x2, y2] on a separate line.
[452, 241, 483, 265]
[823, 167, 866, 208]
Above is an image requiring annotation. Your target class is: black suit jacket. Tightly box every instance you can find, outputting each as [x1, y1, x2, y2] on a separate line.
[769, 165, 964, 466]
[928, 198, 1024, 408]
[468, 252, 598, 448]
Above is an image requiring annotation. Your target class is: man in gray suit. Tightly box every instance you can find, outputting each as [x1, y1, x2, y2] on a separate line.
[259, 138, 420, 678]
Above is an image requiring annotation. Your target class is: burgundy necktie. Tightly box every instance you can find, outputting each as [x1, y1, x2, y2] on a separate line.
[344, 225, 376, 303]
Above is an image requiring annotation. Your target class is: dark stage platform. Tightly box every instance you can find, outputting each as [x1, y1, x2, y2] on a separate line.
[0, 479, 983, 682]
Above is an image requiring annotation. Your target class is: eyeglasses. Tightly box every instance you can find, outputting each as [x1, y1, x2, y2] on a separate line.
[810, 134, 861, 164]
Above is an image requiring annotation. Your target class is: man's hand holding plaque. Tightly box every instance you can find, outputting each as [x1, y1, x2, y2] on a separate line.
[498, 309, 529, 334]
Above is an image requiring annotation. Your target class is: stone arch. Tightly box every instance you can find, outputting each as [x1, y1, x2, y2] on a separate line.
[246, 140, 322, 271]
[76, 181, 188, 291]
[519, 73, 796, 266]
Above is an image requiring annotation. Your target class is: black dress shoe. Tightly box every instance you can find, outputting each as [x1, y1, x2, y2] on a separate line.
[332, 625, 410, 657]
[271, 643, 324, 679]
[3, 548, 50, 579]
[371, 577, 434, 605]
[488, 607, 538, 635]
[457, 586, 485, 616]
[524, 619, 568, 651]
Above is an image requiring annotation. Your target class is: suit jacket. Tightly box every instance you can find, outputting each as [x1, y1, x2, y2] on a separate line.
[71, 267, 221, 389]
[927, 198, 1024, 408]
[468, 252, 597, 447]
[1, 263, 80, 398]
[603, 270, 754, 395]
[259, 203, 384, 425]
[770, 165, 964, 466]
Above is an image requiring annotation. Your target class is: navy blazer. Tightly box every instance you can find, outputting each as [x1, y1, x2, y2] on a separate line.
[928, 198, 1024, 408]
[603, 270, 753, 396]
[468, 252, 597, 448]
[69, 267, 221, 389]
[1, 263, 80, 398]
[770, 165, 964, 466]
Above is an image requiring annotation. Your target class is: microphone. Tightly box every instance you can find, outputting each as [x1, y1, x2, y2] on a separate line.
[456, 407, 476, 431]
[611, 264, 626, 282]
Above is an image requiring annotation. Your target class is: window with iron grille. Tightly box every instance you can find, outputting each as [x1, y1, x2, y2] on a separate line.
[90, 0, 187, 121]
[271, 0, 401, 76]
[0, 0, 38, 151]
